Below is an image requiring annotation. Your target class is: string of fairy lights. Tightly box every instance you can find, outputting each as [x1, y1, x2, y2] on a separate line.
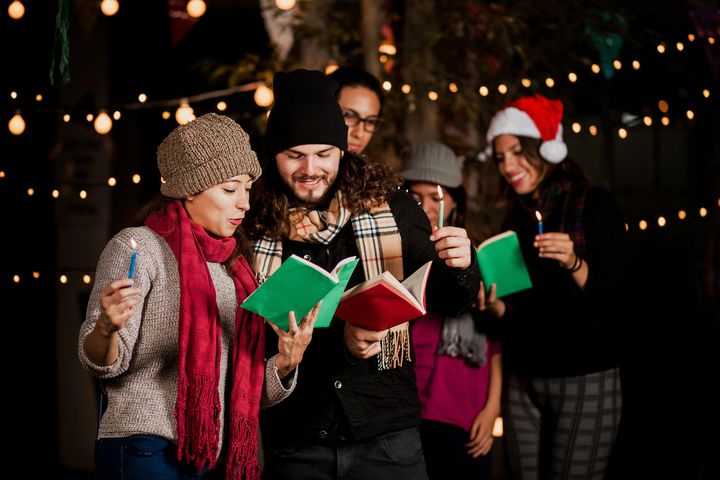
[2, 1, 718, 286]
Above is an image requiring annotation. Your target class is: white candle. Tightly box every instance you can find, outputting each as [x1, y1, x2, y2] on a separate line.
[437, 185, 445, 228]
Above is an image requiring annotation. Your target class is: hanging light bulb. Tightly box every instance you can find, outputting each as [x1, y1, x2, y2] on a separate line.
[254, 85, 274, 107]
[186, 0, 207, 18]
[8, 113, 25, 135]
[100, 0, 119, 17]
[8, 1, 25, 20]
[275, 0, 296, 11]
[382, 81, 392, 92]
[94, 111, 113, 135]
[175, 101, 195, 125]
[325, 63, 339, 75]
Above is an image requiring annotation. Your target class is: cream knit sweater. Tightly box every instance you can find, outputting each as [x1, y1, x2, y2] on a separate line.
[78, 226, 296, 454]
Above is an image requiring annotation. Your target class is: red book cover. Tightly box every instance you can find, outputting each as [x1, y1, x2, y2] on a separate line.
[334, 261, 432, 330]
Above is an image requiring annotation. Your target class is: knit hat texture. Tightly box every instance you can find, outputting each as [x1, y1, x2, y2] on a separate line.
[157, 113, 261, 198]
[266, 69, 348, 157]
[485, 94, 567, 164]
[401, 141, 463, 188]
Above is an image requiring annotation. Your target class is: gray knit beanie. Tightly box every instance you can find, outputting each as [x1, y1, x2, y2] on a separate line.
[401, 141, 462, 188]
[157, 113, 261, 198]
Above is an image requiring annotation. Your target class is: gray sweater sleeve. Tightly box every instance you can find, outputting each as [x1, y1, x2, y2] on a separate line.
[78, 228, 155, 379]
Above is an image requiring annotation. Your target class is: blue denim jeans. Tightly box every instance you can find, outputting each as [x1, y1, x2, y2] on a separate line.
[95, 435, 214, 480]
[263, 426, 429, 480]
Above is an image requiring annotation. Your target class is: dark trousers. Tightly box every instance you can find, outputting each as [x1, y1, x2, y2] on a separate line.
[95, 435, 215, 480]
[262, 426, 428, 480]
[420, 420, 492, 480]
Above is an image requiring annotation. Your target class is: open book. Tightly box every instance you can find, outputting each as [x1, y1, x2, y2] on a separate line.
[334, 261, 433, 331]
[476, 230, 532, 298]
[240, 255, 359, 331]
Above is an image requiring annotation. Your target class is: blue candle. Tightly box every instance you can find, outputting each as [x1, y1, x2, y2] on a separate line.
[128, 238, 138, 280]
[535, 210, 543, 234]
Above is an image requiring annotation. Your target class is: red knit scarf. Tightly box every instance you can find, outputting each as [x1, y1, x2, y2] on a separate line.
[146, 200, 264, 480]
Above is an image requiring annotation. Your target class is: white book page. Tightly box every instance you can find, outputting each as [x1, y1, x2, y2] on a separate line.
[401, 260, 432, 308]
[287, 254, 338, 283]
[331, 256, 358, 279]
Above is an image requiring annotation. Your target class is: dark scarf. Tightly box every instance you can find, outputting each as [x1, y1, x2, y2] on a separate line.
[519, 184, 588, 257]
[146, 200, 264, 480]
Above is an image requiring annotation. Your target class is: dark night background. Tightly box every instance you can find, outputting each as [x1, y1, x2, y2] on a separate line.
[1, 1, 717, 478]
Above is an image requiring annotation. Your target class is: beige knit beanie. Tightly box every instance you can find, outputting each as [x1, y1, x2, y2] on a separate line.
[157, 113, 261, 198]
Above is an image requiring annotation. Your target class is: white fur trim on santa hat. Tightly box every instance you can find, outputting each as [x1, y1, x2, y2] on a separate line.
[486, 106, 568, 164]
[538, 124, 567, 164]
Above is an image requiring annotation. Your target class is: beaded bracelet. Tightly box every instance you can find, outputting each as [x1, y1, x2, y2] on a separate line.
[564, 254, 583, 273]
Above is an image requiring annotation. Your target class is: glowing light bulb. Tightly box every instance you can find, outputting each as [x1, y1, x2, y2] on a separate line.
[253, 85, 274, 107]
[492, 417, 503, 438]
[162, 111, 171, 120]
[378, 43, 397, 55]
[632, 60, 640, 70]
[79, 190, 88, 199]
[8, 113, 25, 135]
[401, 84, 411, 94]
[676, 42, 684, 51]
[13, 275, 20, 284]
[498, 84, 508, 94]
[545, 77, 555, 88]
[382, 81, 392, 92]
[186, 0, 206, 18]
[618, 128, 628, 139]
[657, 44, 666, 54]
[8, 1, 25, 20]
[275, 0, 296, 11]
[27, 188, 34, 196]
[703, 89, 710, 98]
[32, 271, 40, 279]
[448, 83, 458, 93]
[643, 116, 652, 126]
[132, 174, 141, 184]
[86, 113, 94, 122]
[216, 101, 227, 111]
[661, 116, 670, 126]
[10, 91, 17, 100]
[686, 110, 695, 120]
[479, 86, 489, 97]
[699, 207, 707, 217]
[83, 274, 92, 284]
[568, 72, 577, 83]
[613, 60, 622, 70]
[658, 100, 669, 113]
[639, 220, 648, 230]
[521, 78, 532, 88]
[59, 275, 68, 284]
[100, 0, 119, 16]
[588, 125, 598, 136]
[138, 93, 147, 103]
[678, 210, 686, 220]
[113, 111, 121, 120]
[35, 94, 43, 102]
[324, 63, 339, 75]
[51, 189, 60, 198]
[591, 64, 601, 74]
[63, 114, 71, 122]
[94, 112, 113, 135]
[427, 91, 438, 101]
[175, 102, 195, 125]
[571, 122, 581, 133]
[657, 216, 666, 227]
[108, 177, 117, 187]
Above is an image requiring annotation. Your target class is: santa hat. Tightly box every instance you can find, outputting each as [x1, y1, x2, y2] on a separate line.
[485, 94, 567, 164]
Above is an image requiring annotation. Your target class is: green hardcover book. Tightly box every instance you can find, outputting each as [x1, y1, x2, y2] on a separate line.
[476, 230, 532, 298]
[240, 255, 359, 331]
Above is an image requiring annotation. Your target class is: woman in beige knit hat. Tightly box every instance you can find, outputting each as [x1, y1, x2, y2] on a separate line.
[78, 113, 318, 480]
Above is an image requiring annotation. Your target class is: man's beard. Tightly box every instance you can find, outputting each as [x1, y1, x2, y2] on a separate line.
[282, 173, 337, 208]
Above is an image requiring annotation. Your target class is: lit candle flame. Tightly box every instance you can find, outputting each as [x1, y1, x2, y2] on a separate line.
[436, 185, 443, 199]
[535, 210, 542, 222]
[130, 238, 138, 250]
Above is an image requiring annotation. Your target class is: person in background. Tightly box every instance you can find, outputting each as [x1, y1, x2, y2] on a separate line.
[329, 65, 384, 155]
[481, 95, 625, 479]
[402, 141, 502, 480]
[246, 69, 479, 480]
[78, 113, 319, 480]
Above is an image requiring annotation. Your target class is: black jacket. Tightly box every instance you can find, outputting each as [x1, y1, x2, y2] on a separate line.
[260, 190, 479, 447]
[484, 187, 627, 377]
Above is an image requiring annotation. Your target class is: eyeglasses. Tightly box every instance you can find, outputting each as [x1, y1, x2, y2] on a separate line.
[342, 109, 384, 133]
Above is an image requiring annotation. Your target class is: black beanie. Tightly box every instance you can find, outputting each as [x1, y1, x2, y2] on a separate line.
[266, 69, 348, 158]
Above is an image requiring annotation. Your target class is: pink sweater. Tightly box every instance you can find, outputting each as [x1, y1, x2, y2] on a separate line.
[412, 312, 500, 431]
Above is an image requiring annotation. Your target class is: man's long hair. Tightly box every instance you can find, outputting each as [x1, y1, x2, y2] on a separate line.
[246, 151, 400, 239]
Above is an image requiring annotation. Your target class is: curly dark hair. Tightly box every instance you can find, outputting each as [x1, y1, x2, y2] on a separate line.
[133, 195, 254, 269]
[493, 136, 589, 209]
[246, 151, 401, 239]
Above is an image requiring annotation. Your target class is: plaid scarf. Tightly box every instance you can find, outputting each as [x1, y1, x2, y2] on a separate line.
[252, 192, 410, 370]
[146, 200, 265, 480]
[521, 185, 588, 257]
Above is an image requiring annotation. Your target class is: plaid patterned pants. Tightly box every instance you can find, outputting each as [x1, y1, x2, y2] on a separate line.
[502, 368, 622, 480]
